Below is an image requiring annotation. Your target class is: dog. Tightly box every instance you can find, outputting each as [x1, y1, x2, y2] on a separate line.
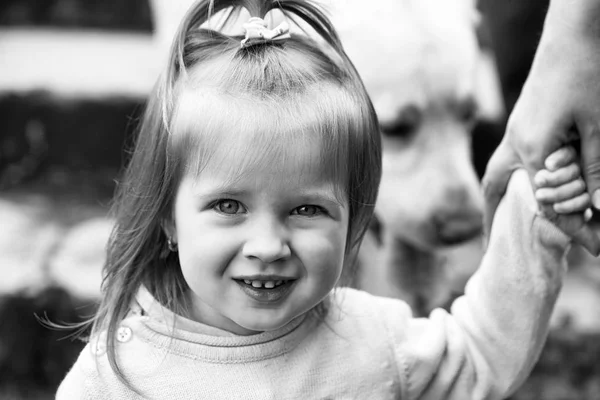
[319, 0, 505, 315]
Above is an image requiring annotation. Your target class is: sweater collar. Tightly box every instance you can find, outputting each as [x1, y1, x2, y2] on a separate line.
[131, 286, 316, 362]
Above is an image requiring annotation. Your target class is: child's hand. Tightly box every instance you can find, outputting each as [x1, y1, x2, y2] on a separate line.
[534, 146, 599, 254]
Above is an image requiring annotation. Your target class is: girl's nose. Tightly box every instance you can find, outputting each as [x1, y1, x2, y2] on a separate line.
[242, 222, 291, 263]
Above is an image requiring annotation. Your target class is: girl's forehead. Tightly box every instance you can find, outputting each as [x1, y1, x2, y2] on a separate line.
[195, 126, 337, 191]
[171, 89, 346, 191]
[195, 148, 337, 198]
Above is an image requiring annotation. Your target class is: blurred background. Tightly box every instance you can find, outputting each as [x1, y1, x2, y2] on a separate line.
[0, 1, 599, 399]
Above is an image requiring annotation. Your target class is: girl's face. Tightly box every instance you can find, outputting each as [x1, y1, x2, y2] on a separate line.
[170, 137, 349, 335]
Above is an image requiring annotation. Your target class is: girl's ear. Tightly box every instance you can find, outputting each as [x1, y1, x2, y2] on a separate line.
[162, 217, 177, 242]
[160, 217, 178, 258]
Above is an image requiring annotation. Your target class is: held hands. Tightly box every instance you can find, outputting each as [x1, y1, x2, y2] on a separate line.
[482, 5, 600, 256]
[485, 137, 600, 255]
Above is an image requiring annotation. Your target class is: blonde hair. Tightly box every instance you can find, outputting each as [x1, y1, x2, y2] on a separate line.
[89, 0, 381, 390]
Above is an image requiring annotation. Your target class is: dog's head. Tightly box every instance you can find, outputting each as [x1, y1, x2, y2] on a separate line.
[328, 0, 501, 250]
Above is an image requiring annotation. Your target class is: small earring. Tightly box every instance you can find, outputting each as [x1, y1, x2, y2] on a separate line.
[167, 237, 178, 252]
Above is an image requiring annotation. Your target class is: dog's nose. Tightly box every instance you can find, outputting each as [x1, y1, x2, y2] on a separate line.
[433, 209, 483, 246]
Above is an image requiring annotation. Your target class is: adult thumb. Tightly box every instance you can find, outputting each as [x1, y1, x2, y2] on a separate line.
[579, 123, 600, 209]
[482, 140, 521, 245]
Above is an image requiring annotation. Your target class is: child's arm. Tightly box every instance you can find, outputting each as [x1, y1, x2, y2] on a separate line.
[384, 169, 572, 399]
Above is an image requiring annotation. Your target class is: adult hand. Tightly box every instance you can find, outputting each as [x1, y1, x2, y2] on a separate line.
[482, 0, 600, 256]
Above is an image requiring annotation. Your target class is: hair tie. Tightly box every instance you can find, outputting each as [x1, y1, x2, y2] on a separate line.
[241, 17, 290, 48]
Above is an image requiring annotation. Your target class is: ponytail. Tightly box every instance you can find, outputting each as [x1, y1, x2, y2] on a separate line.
[163, 0, 360, 93]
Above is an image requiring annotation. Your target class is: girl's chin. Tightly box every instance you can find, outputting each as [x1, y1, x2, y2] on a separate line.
[232, 314, 298, 335]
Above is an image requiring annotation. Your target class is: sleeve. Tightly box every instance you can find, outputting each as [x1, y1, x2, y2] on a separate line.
[386, 169, 571, 400]
[55, 344, 92, 400]
[55, 341, 112, 400]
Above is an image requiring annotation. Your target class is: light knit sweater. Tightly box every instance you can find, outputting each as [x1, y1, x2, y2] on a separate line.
[56, 171, 571, 400]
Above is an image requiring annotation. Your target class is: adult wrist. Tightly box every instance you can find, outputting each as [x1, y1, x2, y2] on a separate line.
[544, 0, 600, 42]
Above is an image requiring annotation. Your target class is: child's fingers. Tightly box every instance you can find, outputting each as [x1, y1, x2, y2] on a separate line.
[585, 208, 594, 222]
[545, 146, 577, 171]
[553, 192, 592, 214]
[535, 178, 587, 203]
[534, 163, 581, 187]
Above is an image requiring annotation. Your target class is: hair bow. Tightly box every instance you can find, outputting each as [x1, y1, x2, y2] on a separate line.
[241, 17, 291, 48]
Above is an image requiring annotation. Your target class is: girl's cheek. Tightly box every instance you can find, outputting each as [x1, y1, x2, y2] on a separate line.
[296, 228, 347, 261]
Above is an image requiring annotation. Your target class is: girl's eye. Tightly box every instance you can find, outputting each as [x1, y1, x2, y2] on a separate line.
[293, 205, 323, 217]
[214, 199, 245, 215]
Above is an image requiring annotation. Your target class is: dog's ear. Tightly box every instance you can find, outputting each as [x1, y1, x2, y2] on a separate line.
[458, 0, 482, 27]
[368, 215, 382, 246]
[469, 1, 506, 122]
[459, 0, 479, 12]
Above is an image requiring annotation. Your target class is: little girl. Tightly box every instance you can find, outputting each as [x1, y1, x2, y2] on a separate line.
[57, 0, 592, 398]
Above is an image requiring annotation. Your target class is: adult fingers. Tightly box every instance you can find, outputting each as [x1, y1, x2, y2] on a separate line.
[539, 209, 600, 256]
[573, 224, 600, 257]
[482, 140, 522, 245]
[579, 123, 600, 209]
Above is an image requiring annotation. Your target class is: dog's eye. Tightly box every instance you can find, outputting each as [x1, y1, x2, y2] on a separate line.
[457, 97, 478, 123]
[381, 104, 421, 139]
[382, 122, 415, 139]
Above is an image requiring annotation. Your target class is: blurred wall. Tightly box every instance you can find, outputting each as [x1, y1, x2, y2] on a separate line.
[0, 0, 155, 193]
[479, 0, 549, 114]
[0, 3, 157, 397]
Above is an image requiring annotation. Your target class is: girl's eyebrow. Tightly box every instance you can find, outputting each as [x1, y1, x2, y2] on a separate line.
[192, 187, 248, 199]
[295, 190, 346, 208]
[192, 183, 346, 208]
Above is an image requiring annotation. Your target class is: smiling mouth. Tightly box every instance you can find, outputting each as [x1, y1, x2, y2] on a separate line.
[240, 279, 289, 289]
[234, 279, 296, 302]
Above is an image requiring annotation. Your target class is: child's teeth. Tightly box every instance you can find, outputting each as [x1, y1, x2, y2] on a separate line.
[243, 279, 288, 288]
